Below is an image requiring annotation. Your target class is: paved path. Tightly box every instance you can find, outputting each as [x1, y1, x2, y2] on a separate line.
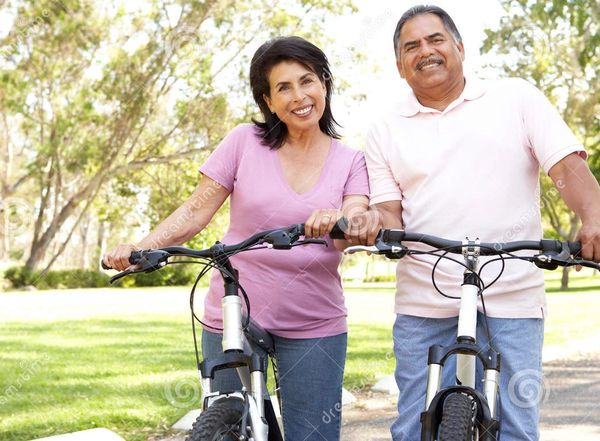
[340, 352, 600, 440]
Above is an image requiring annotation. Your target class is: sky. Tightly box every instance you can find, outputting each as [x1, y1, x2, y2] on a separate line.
[326, 0, 506, 145]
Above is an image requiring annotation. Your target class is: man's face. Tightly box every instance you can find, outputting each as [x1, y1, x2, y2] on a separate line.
[396, 14, 465, 95]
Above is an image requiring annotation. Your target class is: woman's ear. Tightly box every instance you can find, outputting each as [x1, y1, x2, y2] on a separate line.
[263, 94, 273, 113]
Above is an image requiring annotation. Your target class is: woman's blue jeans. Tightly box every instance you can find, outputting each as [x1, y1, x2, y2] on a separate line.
[202, 330, 347, 441]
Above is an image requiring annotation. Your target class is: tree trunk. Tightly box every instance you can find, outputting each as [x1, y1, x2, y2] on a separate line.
[25, 170, 105, 271]
[78, 215, 90, 269]
[560, 266, 570, 291]
[93, 220, 106, 271]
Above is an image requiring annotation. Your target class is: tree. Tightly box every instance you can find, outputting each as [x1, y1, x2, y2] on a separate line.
[481, 0, 600, 289]
[0, 0, 356, 272]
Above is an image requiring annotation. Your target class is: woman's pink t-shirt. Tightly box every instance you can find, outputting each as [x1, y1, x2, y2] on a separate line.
[199, 124, 369, 338]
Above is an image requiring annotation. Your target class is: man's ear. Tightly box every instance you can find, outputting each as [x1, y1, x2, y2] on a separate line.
[457, 41, 465, 61]
[397, 58, 406, 79]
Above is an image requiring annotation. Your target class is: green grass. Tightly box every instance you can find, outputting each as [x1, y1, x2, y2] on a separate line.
[1, 271, 599, 440]
[0, 317, 394, 441]
[0, 317, 194, 441]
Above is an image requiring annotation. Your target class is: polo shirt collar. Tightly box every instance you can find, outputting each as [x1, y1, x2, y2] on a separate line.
[397, 76, 487, 117]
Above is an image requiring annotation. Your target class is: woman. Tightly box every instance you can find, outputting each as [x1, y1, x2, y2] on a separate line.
[104, 36, 369, 440]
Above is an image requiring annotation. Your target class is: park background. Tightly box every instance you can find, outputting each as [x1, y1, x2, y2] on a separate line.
[0, 0, 598, 440]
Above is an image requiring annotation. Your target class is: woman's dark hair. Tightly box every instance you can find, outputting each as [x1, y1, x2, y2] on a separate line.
[249, 36, 341, 149]
[393, 5, 462, 59]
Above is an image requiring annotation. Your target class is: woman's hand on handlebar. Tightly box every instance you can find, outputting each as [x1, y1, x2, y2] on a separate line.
[102, 244, 141, 271]
[304, 209, 343, 238]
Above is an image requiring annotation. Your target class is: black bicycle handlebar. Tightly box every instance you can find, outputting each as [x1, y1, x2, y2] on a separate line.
[102, 220, 349, 281]
[379, 230, 582, 256]
[355, 229, 598, 271]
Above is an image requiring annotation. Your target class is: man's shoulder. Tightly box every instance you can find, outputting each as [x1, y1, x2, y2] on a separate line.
[365, 98, 411, 132]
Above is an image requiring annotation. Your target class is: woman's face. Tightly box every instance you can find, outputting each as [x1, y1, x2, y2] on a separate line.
[263, 60, 327, 135]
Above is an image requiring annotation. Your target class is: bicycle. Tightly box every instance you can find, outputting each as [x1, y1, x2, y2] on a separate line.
[343, 228, 600, 440]
[102, 223, 343, 441]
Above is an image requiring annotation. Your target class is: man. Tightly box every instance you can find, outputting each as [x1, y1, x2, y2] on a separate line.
[360, 5, 600, 441]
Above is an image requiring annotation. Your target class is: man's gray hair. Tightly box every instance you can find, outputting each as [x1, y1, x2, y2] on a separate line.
[393, 5, 463, 59]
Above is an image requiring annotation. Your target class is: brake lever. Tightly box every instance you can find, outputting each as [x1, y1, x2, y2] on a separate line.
[294, 239, 328, 246]
[565, 259, 600, 271]
[533, 249, 600, 271]
[344, 245, 379, 255]
[109, 268, 136, 284]
[108, 249, 171, 284]
[265, 238, 328, 250]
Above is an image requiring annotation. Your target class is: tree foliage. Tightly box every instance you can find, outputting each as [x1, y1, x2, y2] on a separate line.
[481, 0, 599, 288]
[0, 0, 355, 271]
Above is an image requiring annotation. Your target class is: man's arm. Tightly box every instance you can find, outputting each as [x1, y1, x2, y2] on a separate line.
[548, 152, 600, 261]
[346, 200, 403, 245]
[374, 200, 403, 229]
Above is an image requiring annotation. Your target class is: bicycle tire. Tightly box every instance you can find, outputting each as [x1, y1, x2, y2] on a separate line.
[437, 392, 476, 441]
[187, 398, 245, 441]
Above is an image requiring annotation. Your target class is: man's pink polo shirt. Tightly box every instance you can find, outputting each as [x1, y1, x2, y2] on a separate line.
[366, 77, 586, 319]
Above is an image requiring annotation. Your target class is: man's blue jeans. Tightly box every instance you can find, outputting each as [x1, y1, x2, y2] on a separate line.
[391, 313, 544, 441]
[202, 330, 347, 441]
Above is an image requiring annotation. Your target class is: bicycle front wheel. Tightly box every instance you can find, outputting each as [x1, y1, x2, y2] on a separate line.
[187, 398, 245, 441]
[437, 392, 476, 441]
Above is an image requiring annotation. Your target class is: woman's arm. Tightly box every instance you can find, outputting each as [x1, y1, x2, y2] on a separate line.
[103, 175, 230, 270]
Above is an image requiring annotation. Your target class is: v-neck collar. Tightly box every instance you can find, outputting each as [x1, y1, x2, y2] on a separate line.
[272, 138, 336, 199]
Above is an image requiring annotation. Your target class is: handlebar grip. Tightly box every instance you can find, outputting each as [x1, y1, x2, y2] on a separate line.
[101, 260, 111, 270]
[330, 218, 349, 240]
[568, 241, 582, 257]
[129, 251, 143, 265]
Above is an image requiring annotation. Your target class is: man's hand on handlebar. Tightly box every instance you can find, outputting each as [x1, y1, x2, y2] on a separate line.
[344, 210, 383, 246]
[102, 244, 141, 271]
[576, 219, 600, 264]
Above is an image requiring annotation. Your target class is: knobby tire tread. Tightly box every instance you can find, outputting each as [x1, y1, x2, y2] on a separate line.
[187, 398, 245, 441]
[437, 393, 475, 441]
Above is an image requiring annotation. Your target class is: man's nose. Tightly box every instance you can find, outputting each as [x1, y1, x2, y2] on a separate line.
[417, 41, 434, 56]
